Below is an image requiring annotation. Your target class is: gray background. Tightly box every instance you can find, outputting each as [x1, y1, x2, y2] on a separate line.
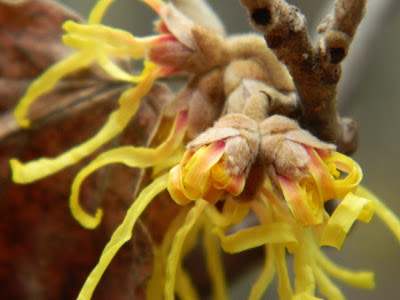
[58, 0, 400, 299]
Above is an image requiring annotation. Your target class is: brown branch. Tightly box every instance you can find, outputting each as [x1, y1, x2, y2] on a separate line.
[239, 0, 366, 154]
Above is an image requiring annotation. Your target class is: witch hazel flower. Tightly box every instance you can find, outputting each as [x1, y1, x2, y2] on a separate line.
[10, 0, 222, 185]
[8, 0, 400, 300]
[260, 115, 363, 228]
[168, 113, 259, 205]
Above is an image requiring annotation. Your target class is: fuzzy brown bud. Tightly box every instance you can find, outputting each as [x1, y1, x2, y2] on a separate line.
[188, 113, 259, 176]
[260, 115, 335, 181]
[149, 4, 228, 73]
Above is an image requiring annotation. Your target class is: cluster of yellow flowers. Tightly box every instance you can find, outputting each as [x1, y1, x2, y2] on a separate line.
[10, 0, 400, 299]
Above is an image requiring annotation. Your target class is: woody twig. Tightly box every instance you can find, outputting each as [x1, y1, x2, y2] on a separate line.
[240, 0, 366, 154]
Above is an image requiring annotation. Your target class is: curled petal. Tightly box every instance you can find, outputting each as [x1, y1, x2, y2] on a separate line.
[306, 147, 336, 201]
[323, 152, 363, 198]
[182, 141, 225, 199]
[211, 163, 245, 195]
[168, 165, 192, 205]
[278, 175, 324, 227]
[11, 63, 159, 184]
[319, 192, 374, 249]
[69, 110, 187, 228]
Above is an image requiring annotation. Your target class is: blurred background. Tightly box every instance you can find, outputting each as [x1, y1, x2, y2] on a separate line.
[57, 0, 400, 299]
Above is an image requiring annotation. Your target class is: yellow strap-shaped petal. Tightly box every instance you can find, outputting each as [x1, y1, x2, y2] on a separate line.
[312, 263, 345, 300]
[77, 174, 168, 300]
[214, 223, 298, 254]
[88, 0, 116, 24]
[248, 245, 276, 300]
[205, 197, 250, 227]
[175, 266, 200, 300]
[203, 222, 228, 300]
[182, 142, 225, 200]
[146, 207, 189, 300]
[70, 110, 187, 229]
[168, 165, 192, 205]
[63, 21, 159, 59]
[274, 245, 294, 300]
[221, 197, 250, 225]
[357, 185, 400, 245]
[152, 146, 185, 175]
[96, 53, 147, 83]
[278, 175, 323, 227]
[165, 199, 208, 300]
[319, 192, 374, 249]
[293, 233, 316, 297]
[323, 152, 363, 198]
[13, 51, 93, 128]
[312, 242, 375, 289]
[306, 147, 336, 202]
[11, 63, 159, 184]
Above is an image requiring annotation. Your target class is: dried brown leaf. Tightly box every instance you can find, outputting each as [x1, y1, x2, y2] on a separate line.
[0, 1, 171, 299]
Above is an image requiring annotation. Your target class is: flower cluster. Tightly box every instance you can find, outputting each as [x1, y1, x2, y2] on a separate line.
[9, 0, 400, 300]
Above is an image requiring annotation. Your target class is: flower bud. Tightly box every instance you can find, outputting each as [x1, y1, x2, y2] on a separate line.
[148, 3, 228, 73]
[168, 114, 259, 205]
[260, 115, 362, 226]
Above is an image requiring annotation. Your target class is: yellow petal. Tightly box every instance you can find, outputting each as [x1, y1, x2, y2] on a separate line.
[221, 197, 250, 225]
[77, 174, 168, 300]
[312, 243, 375, 289]
[357, 185, 400, 245]
[248, 245, 275, 300]
[312, 263, 345, 300]
[165, 199, 207, 300]
[274, 245, 294, 300]
[319, 192, 374, 249]
[323, 152, 363, 198]
[293, 235, 316, 297]
[70, 110, 187, 228]
[168, 165, 192, 205]
[96, 53, 147, 82]
[278, 175, 323, 227]
[214, 223, 298, 254]
[11, 63, 159, 184]
[13, 51, 93, 128]
[175, 266, 200, 300]
[306, 147, 336, 201]
[211, 163, 246, 196]
[63, 21, 158, 59]
[88, 0, 116, 24]
[182, 141, 225, 199]
[203, 222, 228, 300]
